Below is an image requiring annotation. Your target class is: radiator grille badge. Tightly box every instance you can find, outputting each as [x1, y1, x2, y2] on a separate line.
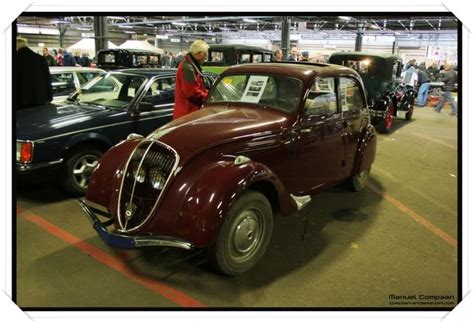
[125, 203, 137, 220]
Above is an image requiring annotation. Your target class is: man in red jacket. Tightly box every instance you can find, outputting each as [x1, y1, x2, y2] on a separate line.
[173, 40, 209, 119]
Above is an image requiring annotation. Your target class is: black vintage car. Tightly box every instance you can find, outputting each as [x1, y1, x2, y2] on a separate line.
[97, 49, 162, 70]
[329, 52, 415, 133]
[202, 44, 274, 74]
[17, 68, 218, 195]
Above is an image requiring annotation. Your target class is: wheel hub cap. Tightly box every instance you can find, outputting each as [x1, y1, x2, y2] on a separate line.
[233, 215, 259, 253]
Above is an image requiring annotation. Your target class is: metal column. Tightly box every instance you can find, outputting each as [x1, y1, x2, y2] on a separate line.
[94, 16, 108, 57]
[355, 21, 364, 52]
[281, 16, 291, 59]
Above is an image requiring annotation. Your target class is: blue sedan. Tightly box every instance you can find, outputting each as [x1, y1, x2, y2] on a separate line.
[16, 68, 218, 195]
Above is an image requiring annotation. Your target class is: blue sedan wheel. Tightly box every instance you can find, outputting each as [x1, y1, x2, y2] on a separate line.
[63, 146, 103, 196]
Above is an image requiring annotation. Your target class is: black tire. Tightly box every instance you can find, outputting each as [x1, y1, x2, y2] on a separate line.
[349, 166, 371, 192]
[208, 191, 273, 276]
[62, 145, 103, 196]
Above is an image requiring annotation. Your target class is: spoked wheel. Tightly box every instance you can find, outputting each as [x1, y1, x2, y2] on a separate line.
[405, 105, 414, 120]
[63, 146, 102, 196]
[376, 105, 394, 134]
[208, 191, 273, 276]
[350, 166, 371, 192]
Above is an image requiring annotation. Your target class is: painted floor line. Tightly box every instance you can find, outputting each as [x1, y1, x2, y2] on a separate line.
[407, 132, 457, 150]
[367, 183, 457, 248]
[17, 207, 207, 308]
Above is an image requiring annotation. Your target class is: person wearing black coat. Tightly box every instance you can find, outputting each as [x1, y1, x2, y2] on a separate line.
[16, 37, 53, 110]
[63, 50, 77, 66]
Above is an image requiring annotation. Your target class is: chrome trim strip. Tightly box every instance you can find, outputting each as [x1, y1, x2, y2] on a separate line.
[290, 194, 311, 211]
[117, 140, 181, 233]
[34, 115, 168, 143]
[83, 198, 109, 215]
[78, 199, 193, 250]
[17, 158, 63, 172]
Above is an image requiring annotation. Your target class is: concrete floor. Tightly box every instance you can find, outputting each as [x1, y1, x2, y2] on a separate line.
[16, 107, 459, 308]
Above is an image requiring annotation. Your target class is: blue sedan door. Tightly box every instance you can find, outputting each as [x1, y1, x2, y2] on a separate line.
[130, 76, 175, 136]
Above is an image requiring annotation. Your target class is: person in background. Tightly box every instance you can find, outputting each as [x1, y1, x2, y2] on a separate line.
[62, 49, 77, 66]
[403, 59, 416, 71]
[55, 48, 64, 66]
[42, 47, 56, 66]
[434, 63, 457, 116]
[400, 64, 418, 90]
[80, 52, 91, 67]
[173, 40, 209, 120]
[426, 62, 439, 81]
[16, 37, 53, 110]
[73, 52, 81, 65]
[287, 47, 299, 62]
[273, 49, 283, 62]
[175, 50, 187, 65]
[415, 66, 431, 107]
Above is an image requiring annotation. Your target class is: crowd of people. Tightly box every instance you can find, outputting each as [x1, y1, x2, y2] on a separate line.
[401, 58, 458, 116]
[42, 47, 92, 67]
[272, 46, 327, 63]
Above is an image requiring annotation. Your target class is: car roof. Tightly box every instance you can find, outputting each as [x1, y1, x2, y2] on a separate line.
[113, 68, 217, 77]
[49, 66, 105, 73]
[330, 51, 402, 61]
[98, 49, 160, 55]
[222, 62, 360, 84]
[209, 44, 273, 53]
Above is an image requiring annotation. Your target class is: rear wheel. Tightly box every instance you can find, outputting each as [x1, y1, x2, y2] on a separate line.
[62, 145, 103, 196]
[405, 105, 414, 120]
[376, 105, 393, 134]
[350, 166, 371, 192]
[208, 191, 273, 276]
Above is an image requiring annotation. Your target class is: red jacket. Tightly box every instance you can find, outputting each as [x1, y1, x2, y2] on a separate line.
[173, 54, 209, 119]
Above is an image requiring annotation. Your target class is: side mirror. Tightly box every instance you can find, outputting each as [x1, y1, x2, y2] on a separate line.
[138, 101, 154, 112]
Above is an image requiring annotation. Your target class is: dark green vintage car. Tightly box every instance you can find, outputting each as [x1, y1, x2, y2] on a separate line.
[202, 44, 274, 74]
[329, 52, 415, 133]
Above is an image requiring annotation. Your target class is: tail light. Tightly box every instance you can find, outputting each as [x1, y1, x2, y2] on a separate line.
[16, 141, 33, 163]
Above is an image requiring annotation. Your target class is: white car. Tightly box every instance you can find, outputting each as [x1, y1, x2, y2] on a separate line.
[50, 66, 105, 104]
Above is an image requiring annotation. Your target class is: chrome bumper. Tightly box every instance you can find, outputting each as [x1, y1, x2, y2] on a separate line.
[77, 199, 193, 250]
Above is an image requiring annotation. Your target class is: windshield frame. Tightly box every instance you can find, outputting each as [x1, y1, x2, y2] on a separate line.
[206, 72, 305, 114]
[67, 71, 150, 111]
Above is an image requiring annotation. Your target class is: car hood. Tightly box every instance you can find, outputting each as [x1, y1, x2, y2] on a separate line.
[147, 104, 291, 164]
[16, 103, 113, 140]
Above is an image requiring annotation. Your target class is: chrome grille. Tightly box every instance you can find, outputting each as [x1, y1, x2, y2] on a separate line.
[118, 140, 178, 232]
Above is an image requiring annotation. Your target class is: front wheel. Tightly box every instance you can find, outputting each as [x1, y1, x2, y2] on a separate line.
[350, 166, 371, 192]
[208, 191, 273, 276]
[62, 146, 103, 196]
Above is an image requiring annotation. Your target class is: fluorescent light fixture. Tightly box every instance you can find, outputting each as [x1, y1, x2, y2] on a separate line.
[338, 16, 351, 21]
[172, 22, 186, 26]
[243, 18, 258, 23]
[118, 25, 133, 29]
[124, 31, 136, 34]
[107, 16, 126, 20]
[77, 27, 91, 31]
[18, 26, 60, 35]
[51, 20, 69, 24]
[38, 43, 45, 47]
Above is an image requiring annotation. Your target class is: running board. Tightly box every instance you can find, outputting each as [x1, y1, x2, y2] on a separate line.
[291, 194, 311, 210]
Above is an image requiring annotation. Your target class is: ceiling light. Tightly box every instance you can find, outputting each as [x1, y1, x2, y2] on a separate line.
[77, 27, 91, 31]
[338, 16, 351, 21]
[124, 31, 136, 34]
[172, 22, 186, 26]
[107, 16, 126, 20]
[243, 18, 258, 23]
[118, 25, 133, 29]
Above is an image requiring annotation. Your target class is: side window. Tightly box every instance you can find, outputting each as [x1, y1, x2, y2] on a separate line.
[339, 77, 365, 112]
[264, 53, 273, 62]
[253, 54, 263, 63]
[51, 73, 76, 96]
[304, 77, 337, 116]
[239, 53, 251, 64]
[210, 51, 224, 63]
[77, 72, 100, 85]
[143, 77, 176, 106]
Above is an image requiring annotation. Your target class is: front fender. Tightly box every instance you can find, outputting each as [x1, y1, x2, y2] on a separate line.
[65, 132, 113, 151]
[144, 156, 295, 248]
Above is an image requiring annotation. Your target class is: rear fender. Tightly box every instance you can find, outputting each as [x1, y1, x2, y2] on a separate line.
[352, 125, 377, 175]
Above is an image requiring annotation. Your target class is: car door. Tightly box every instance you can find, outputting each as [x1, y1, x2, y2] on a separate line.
[130, 75, 175, 136]
[338, 77, 369, 177]
[291, 77, 346, 194]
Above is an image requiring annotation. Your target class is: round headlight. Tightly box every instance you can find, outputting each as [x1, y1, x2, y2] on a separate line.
[149, 168, 166, 190]
[131, 163, 146, 183]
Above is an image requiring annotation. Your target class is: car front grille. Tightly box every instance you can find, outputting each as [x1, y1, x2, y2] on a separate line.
[118, 140, 178, 232]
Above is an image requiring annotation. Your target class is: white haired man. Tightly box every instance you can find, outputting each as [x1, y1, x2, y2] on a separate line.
[173, 40, 209, 119]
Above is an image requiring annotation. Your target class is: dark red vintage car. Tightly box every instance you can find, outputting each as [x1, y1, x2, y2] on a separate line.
[79, 62, 377, 275]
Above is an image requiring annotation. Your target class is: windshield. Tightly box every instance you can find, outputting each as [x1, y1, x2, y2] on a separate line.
[207, 74, 303, 113]
[71, 73, 148, 109]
